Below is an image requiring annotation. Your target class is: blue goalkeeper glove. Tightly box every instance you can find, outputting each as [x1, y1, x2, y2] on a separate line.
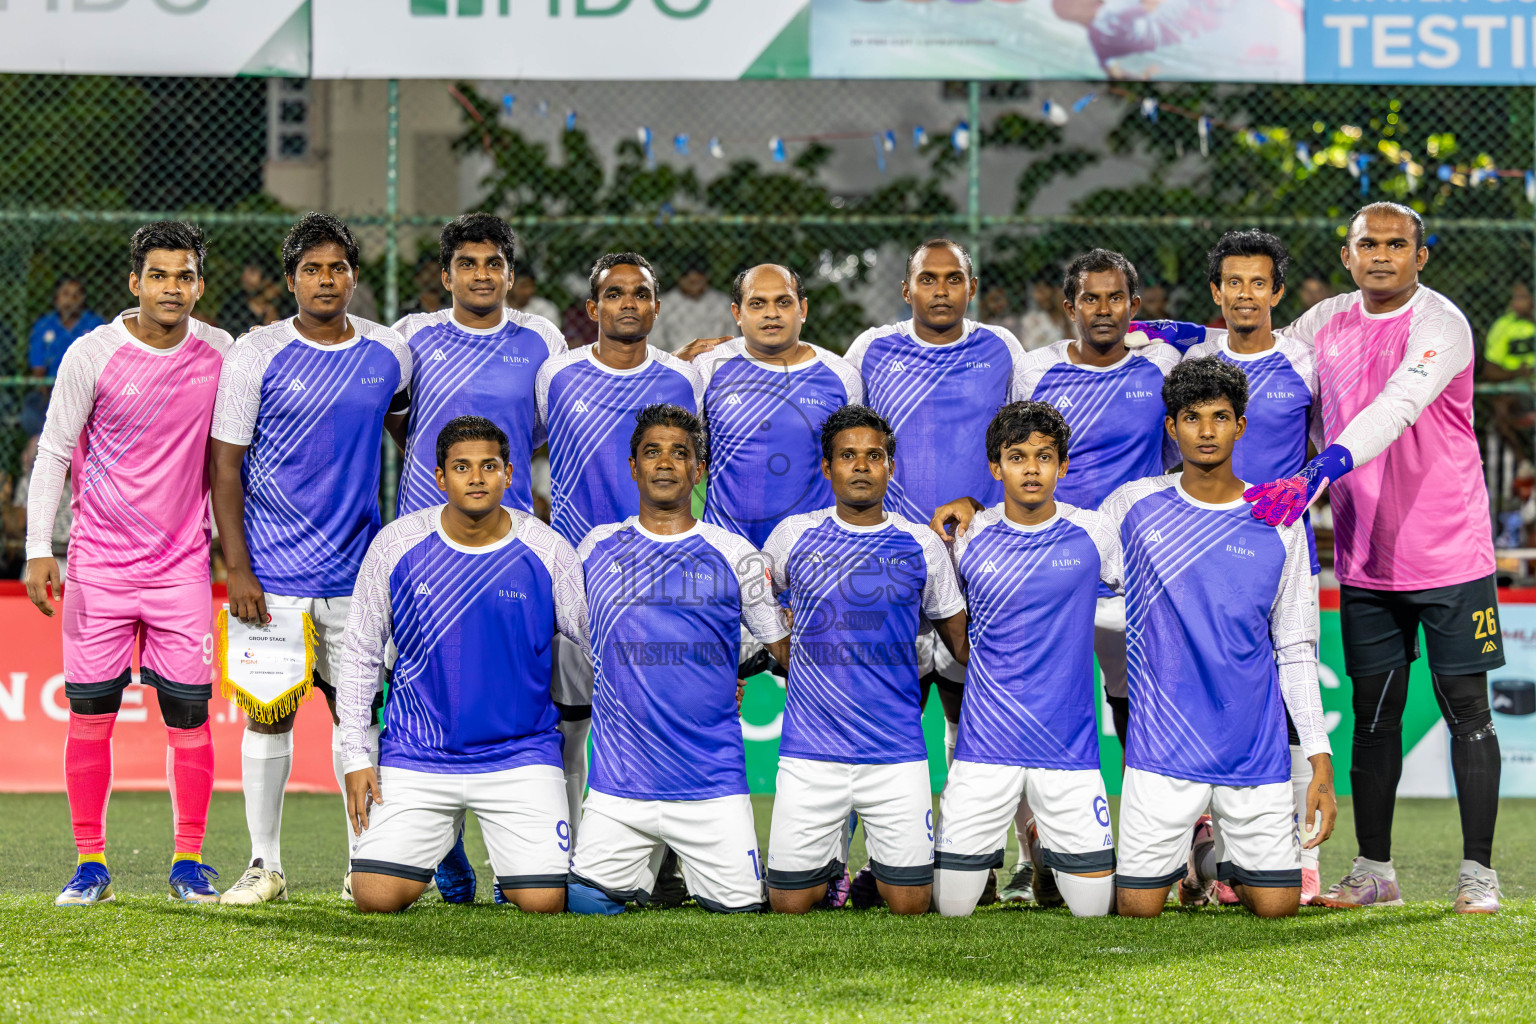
[1244, 444, 1354, 527]
[1125, 319, 1205, 352]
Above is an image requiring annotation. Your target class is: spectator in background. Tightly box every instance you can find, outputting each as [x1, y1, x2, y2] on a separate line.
[218, 258, 289, 338]
[1299, 275, 1334, 311]
[1139, 281, 1172, 321]
[401, 257, 448, 315]
[651, 255, 737, 353]
[1016, 276, 1070, 350]
[4, 434, 70, 579]
[978, 284, 1024, 340]
[1481, 282, 1535, 463]
[509, 261, 562, 325]
[28, 277, 104, 378]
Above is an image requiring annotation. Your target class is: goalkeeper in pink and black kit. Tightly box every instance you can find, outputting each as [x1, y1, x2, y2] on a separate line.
[1144, 203, 1503, 914]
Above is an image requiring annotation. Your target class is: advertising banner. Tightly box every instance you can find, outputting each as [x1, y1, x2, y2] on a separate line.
[1306, 0, 1536, 85]
[0, 0, 308, 77]
[808, 0, 1305, 82]
[310, 0, 809, 80]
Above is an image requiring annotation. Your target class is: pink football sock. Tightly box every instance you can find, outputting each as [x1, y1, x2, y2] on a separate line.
[65, 712, 117, 856]
[165, 722, 215, 855]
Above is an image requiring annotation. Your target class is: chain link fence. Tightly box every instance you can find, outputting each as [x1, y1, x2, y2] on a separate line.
[2, 74, 1533, 576]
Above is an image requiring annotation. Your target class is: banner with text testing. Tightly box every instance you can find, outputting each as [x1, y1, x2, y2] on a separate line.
[6, 583, 1534, 797]
[1306, 0, 1536, 84]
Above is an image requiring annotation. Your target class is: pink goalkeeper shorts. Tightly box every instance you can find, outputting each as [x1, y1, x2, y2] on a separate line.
[62, 577, 214, 701]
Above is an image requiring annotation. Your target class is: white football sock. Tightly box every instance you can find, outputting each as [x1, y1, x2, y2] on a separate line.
[1289, 745, 1319, 868]
[943, 717, 959, 768]
[559, 717, 591, 844]
[933, 868, 987, 917]
[332, 723, 380, 859]
[1055, 872, 1115, 917]
[1010, 800, 1035, 874]
[1356, 856, 1396, 880]
[242, 729, 293, 876]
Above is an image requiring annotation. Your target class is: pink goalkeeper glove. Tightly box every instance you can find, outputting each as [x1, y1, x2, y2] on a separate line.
[1244, 444, 1354, 527]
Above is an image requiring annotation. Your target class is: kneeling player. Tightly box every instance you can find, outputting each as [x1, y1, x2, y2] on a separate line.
[933, 401, 1119, 917]
[567, 405, 789, 914]
[1104, 359, 1336, 918]
[337, 417, 587, 913]
[762, 405, 968, 915]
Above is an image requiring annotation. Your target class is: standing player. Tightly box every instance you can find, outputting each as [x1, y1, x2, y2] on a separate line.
[845, 239, 1028, 782]
[762, 405, 968, 916]
[932, 401, 1120, 918]
[393, 213, 566, 518]
[534, 253, 703, 834]
[338, 417, 585, 914]
[568, 405, 789, 914]
[1105, 358, 1335, 919]
[26, 222, 232, 905]
[210, 212, 411, 905]
[1245, 203, 1505, 913]
[1183, 229, 1326, 901]
[391, 213, 565, 902]
[694, 264, 862, 548]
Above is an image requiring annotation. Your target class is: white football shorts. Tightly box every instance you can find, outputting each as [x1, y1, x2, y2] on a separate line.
[935, 760, 1114, 874]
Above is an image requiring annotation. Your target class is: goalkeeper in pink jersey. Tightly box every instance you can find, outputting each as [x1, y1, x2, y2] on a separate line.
[1244, 203, 1503, 914]
[24, 222, 233, 906]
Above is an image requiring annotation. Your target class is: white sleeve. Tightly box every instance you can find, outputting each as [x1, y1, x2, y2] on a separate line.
[826, 352, 864, 406]
[725, 537, 789, 644]
[1334, 302, 1473, 467]
[335, 528, 408, 774]
[843, 327, 877, 375]
[917, 529, 966, 620]
[1281, 300, 1330, 352]
[1069, 507, 1123, 591]
[1271, 524, 1329, 759]
[1008, 346, 1058, 402]
[210, 338, 269, 446]
[385, 329, 413, 395]
[25, 344, 97, 561]
[761, 519, 795, 598]
[533, 359, 556, 438]
[521, 514, 590, 655]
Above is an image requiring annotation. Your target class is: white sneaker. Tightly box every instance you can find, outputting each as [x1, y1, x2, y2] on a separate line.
[341, 871, 353, 901]
[220, 858, 287, 905]
[1454, 863, 1501, 915]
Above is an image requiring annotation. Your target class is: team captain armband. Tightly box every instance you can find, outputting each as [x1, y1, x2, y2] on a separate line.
[215, 606, 317, 724]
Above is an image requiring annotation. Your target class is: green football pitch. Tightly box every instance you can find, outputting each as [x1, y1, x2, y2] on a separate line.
[1, 793, 1533, 1023]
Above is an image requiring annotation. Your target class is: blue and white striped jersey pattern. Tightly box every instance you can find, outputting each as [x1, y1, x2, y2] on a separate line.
[1100, 475, 1325, 787]
[335, 507, 588, 775]
[1011, 340, 1182, 511]
[393, 308, 565, 517]
[763, 508, 966, 765]
[578, 518, 788, 801]
[951, 503, 1122, 770]
[535, 345, 703, 547]
[845, 320, 1028, 524]
[211, 315, 411, 597]
[1183, 330, 1323, 575]
[696, 339, 863, 548]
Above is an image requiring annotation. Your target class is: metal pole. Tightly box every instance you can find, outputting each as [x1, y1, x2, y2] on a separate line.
[383, 79, 401, 521]
[967, 79, 982, 310]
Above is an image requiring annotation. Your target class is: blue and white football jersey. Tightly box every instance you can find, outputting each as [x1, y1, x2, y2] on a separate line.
[534, 345, 703, 547]
[1100, 475, 1326, 787]
[1183, 330, 1323, 574]
[1011, 340, 1182, 511]
[393, 308, 566, 517]
[579, 518, 788, 801]
[763, 509, 966, 765]
[846, 320, 1028, 524]
[696, 339, 863, 548]
[335, 507, 587, 775]
[211, 315, 411, 597]
[951, 503, 1122, 770]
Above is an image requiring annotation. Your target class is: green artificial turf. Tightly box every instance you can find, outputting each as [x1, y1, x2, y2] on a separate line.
[0, 793, 1532, 1023]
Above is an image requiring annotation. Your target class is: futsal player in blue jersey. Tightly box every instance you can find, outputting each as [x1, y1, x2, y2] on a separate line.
[932, 401, 1121, 918]
[846, 239, 1029, 792]
[1182, 230, 1326, 902]
[695, 264, 862, 548]
[567, 405, 789, 914]
[1103, 359, 1335, 919]
[392, 213, 565, 518]
[534, 252, 703, 836]
[338, 416, 586, 914]
[762, 405, 968, 916]
[211, 212, 411, 905]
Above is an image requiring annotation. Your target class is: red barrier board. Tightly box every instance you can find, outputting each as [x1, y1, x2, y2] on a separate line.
[0, 583, 339, 792]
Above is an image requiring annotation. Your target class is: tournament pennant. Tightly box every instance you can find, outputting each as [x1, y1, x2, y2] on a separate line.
[215, 606, 318, 724]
